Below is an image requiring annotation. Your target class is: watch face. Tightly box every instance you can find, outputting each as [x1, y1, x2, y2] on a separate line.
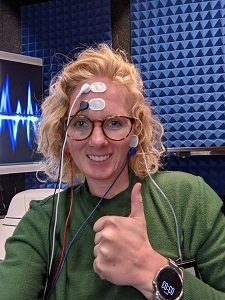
[156, 267, 182, 299]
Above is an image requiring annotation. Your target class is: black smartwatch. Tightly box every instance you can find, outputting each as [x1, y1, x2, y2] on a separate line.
[152, 259, 183, 300]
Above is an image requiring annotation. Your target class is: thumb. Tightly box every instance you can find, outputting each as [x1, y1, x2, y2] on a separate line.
[129, 182, 145, 219]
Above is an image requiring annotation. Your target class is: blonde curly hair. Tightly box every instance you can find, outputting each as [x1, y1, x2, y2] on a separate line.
[38, 43, 165, 183]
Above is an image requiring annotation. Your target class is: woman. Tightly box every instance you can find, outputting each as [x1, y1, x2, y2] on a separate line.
[0, 44, 224, 300]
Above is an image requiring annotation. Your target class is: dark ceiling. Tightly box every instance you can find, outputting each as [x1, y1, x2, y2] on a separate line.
[5, 0, 48, 6]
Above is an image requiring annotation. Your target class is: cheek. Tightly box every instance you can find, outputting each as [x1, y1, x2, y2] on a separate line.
[117, 139, 132, 155]
[66, 139, 81, 157]
[66, 142, 85, 171]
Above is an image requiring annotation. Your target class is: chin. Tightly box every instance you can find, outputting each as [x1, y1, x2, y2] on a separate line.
[86, 167, 114, 180]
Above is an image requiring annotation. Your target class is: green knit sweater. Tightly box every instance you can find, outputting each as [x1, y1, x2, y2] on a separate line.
[0, 171, 225, 299]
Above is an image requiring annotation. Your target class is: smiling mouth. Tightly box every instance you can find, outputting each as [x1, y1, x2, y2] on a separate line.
[88, 154, 111, 162]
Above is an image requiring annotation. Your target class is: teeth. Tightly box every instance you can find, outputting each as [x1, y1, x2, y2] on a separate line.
[88, 155, 110, 162]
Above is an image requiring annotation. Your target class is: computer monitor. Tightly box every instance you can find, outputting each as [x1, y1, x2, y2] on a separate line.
[0, 51, 43, 174]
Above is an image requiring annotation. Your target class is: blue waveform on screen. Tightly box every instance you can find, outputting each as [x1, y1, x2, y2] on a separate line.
[0, 74, 40, 151]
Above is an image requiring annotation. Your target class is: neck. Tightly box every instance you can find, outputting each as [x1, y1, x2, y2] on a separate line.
[86, 165, 130, 199]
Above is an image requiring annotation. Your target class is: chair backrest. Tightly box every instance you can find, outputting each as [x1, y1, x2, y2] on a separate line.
[3, 188, 57, 226]
[0, 188, 57, 260]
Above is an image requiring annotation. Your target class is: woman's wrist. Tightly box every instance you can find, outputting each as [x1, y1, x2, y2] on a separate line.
[134, 254, 169, 299]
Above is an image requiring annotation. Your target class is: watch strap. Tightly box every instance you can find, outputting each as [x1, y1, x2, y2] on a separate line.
[168, 258, 183, 278]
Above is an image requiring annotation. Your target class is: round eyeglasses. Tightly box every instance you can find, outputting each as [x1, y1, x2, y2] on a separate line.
[67, 115, 135, 141]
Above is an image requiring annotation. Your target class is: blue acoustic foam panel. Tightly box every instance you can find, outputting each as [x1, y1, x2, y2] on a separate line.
[130, 0, 225, 148]
[21, 0, 112, 189]
[21, 0, 112, 93]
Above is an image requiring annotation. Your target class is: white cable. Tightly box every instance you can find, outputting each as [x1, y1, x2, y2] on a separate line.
[46, 83, 91, 291]
[141, 147, 183, 260]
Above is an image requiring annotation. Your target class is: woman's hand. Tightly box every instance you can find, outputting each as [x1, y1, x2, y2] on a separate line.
[93, 182, 168, 299]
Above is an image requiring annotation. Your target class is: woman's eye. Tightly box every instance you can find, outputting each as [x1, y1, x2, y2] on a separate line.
[75, 120, 86, 127]
[72, 118, 90, 128]
[106, 119, 122, 128]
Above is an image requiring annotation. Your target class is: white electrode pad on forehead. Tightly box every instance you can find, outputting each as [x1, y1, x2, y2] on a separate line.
[88, 98, 105, 110]
[90, 82, 107, 93]
[80, 82, 106, 110]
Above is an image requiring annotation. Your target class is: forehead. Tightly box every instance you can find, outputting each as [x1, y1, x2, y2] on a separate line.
[70, 77, 131, 116]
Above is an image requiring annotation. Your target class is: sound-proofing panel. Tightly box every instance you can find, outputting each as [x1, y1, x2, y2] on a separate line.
[130, 0, 225, 148]
[21, 0, 112, 92]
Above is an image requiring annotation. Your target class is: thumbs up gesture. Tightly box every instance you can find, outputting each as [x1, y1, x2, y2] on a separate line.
[93, 182, 167, 298]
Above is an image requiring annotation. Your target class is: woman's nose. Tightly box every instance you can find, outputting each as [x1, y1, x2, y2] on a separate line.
[88, 124, 108, 146]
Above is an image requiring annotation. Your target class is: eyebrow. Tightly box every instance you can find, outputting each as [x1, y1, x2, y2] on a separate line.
[70, 115, 133, 120]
